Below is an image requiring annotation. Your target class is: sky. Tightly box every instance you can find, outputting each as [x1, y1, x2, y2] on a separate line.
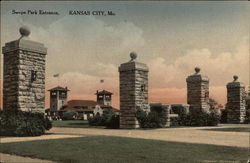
[0, 1, 249, 109]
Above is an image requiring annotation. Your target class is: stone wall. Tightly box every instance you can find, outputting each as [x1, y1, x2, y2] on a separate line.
[119, 53, 149, 129]
[171, 104, 190, 115]
[2, 33, 47, 112]
[246, 90, 250, 113]
[186, 67, 210, 112]
[150, 103, 170, 127]
[226, 76, 246, 123]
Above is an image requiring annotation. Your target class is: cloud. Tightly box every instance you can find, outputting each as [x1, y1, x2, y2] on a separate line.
[148, 37, 249, 89]
[32, 16, 145, 75]
[1, 14, 145, 75]
[148, 37, 248, 105]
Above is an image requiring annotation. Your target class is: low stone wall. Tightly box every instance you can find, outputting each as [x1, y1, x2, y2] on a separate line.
[150, 103, 171, 127]
[171, 104, 190, 115]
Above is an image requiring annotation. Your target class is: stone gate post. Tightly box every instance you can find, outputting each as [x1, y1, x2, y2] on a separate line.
[2, 26, 47, 112]
[226, 75, 246, 123]
[119, 52, 149, 128]
[186, 67, 210, 112]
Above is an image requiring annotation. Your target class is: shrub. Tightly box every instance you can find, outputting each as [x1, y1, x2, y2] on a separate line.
[207, 110, 221, 126]
[136, 109, 167, 128]
[62, 111, 78, 120]
[171, 105, 189, 115]
[0, 109, 52, 137]
[220, 109, 227, 123]
[178, 109, 220, 126]
[170, 117, 179, 126]
[105, 114, 120, 129]
[135, 109, 148, 127]
[88, 112, 120, 129]
[44, 116, 53, 130]
[88, 114, 108, 126]
[245, 110, 250, 124]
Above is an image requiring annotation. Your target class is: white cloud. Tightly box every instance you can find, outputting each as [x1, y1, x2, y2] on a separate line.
[46, 71, 118, 95]
[33, 16, 145, 75]
[148, 37, 249, 89]
[1, 14, 145, 77]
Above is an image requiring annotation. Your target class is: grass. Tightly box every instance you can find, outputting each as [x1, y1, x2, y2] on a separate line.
[52, 120, 105, 129]
[0, 136, 248, 163]
[202, 127, 250, 133]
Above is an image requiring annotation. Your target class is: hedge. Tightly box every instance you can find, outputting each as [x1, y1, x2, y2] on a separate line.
[0, 109, 52, 137]
[62, 111, 78, 120]
[178, 109, 220, 126]
[88, 112, 120, 129]
[136, 109, 167, 128]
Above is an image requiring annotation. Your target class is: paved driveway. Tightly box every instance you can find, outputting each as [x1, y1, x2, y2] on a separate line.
[1, 125, 248, 148]
[49, 125, 249, 148]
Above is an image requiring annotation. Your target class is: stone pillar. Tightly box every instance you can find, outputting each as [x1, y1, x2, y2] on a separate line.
[2, 26, 47, 112]
[186, 67, 210, 112]
[226, 75, 246, 123]
[246, 88, 250, 123]
[246, 87, 250, 112]
[119, 52, 149, 129]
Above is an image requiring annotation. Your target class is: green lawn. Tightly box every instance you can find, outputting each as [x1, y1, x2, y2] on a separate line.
[0, 136, 248, 163]
[202, 127, 250, 133]
[52, 120, 105, 128]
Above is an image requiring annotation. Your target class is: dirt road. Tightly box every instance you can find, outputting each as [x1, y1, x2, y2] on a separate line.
[49, 125, 249, 148]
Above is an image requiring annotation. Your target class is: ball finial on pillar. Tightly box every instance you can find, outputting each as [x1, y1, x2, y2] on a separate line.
[130, 52, 137, 61]
[19, 26, 30, 37]
[195, 67, 200, 74]
[233, 75, 238, 81]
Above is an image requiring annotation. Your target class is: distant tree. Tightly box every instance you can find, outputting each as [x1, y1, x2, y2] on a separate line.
[209, 98, 219, 110]
[209, 98, 222, 115]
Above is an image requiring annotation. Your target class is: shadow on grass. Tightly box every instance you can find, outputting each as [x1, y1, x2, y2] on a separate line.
[52, 120, 222, 130]
[52, 120, 105, 129]
[202, 127, 250, 133]
[67, 123, 87, 126]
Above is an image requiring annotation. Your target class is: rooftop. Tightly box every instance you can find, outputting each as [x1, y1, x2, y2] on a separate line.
[95, 90, 113, 95]
[59, 100, 119, 112]
[48, 86, 70, 91]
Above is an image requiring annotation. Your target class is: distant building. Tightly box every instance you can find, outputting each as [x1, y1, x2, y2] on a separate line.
[48, 86, 69, 113]
[96, 90, 113, 106]
[46, 88, 119, 119]
[60, 99, 118, 119]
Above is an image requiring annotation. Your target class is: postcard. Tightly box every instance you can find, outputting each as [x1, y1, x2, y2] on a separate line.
[0, 1, 249, 163]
